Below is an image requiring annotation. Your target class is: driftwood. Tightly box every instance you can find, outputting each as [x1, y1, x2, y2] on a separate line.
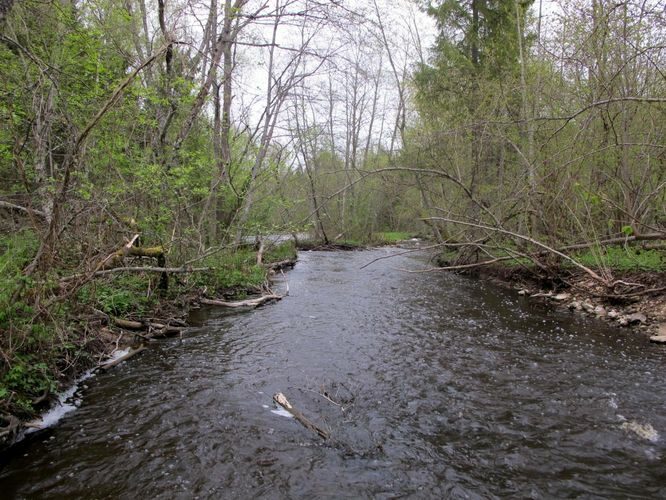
[200, 294, 282, 309]
[112, 317, 184, 337]
[273, 392, 330, 440]
[99, 345, 147, 370]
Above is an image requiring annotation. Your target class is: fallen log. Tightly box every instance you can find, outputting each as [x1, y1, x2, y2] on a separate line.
[99, 345, 147, 370]
[273, 392, 330, 440]
[61, 266, 210, 282]
[112, 317, 185, 336]
[98, 234, 140, 270]
[90, 236, 172, 289]
[200, 294, 282, 309]
[0, 200, 47, 219]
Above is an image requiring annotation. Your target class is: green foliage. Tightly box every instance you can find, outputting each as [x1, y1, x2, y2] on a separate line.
[197, 249, 266, 292]
[0, 231, 39, 330]
[77, 275, 158, 317]
[2, 355, 57, 406]
[575, 247, 665, 272]
[264, 241, 297, 262]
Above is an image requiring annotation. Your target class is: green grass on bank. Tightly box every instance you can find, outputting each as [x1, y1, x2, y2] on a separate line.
[371, 231, 413, 244]
[573, 246, 665, 272]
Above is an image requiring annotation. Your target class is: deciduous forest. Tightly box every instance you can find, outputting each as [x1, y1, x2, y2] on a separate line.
[0, 0, 664, 435]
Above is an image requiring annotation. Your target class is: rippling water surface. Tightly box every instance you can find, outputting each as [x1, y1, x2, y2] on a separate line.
[1, 248, 665, 498]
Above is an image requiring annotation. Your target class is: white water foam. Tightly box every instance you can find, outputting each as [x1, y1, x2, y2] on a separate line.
[270, 406, 293, 418]
[621, 420, 660, 443]
[24, 349, 130, 433]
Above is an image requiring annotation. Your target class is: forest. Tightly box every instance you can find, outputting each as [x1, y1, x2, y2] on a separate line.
[0, 0, 664, 432]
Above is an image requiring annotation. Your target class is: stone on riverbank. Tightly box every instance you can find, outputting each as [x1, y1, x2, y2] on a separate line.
[553, 293, 571, 301]
[627, 312, 647, 325]
[650, 324, 666, 344]
[594, 305, 607, 317]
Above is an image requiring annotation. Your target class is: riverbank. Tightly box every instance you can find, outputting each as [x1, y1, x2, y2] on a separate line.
[0, 239, 297, 448]
[438, 254, 666, 339]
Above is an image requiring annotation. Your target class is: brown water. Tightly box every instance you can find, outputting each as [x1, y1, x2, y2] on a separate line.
[1, 248, 665, 498]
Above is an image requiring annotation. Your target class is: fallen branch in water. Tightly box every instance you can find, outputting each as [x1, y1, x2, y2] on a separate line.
[200, 294, 283, 309]
[98, 345, 147, 371]
[273, 392, 330, 440]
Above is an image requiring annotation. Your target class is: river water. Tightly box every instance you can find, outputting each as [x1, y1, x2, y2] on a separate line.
[1, 248, 665, 498]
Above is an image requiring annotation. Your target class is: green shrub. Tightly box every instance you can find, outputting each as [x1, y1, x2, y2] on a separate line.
[0, 231, 39, 329]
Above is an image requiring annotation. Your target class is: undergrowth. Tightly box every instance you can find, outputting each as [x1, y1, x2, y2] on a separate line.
[573, 247, 665, 272]
[0, 231, 70, 418]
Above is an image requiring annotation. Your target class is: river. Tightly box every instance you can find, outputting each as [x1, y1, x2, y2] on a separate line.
[1, 248, 665, 498]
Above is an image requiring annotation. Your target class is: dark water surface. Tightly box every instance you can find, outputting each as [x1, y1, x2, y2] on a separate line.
[1, 249, 665, 498]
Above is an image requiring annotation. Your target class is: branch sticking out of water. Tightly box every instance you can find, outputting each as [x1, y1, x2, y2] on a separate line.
[273, 392, 330, 440]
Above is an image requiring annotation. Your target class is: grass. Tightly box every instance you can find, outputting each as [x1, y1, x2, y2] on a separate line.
[0, 230, 39, 331]
[264, 240, 298, 263]
[371, 231, 413, 244]
[573, 246, 665, 272]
